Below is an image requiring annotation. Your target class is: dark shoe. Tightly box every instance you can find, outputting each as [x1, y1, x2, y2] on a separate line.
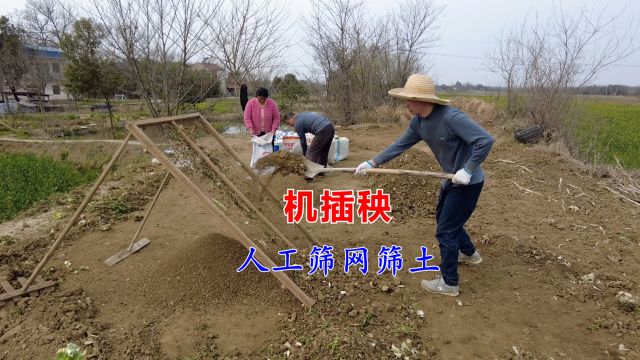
[304, 176, 314, 182]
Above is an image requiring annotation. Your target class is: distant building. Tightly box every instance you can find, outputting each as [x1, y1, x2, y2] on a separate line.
[1, 45, 71, 106]
[224, 78, 241, 96]
[23, 45, 71, 101]
[193, 58, 241, 96]
[192, 61, 225, 76]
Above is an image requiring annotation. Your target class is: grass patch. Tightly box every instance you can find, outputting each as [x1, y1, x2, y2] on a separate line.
[193, 101, 212, 112]
[325, 337, 340, 354]
[213, 98, 238, 114]
[5, 109, 150, 124]
[193, 98, 238, 114]
[7, 112, 92, 123]
[587, 322, 601, 331]
[0, 153, 98, 221]
[210, 122, 225, 132]
[578, 101, 640, 168]
[15, 129, 32, 139]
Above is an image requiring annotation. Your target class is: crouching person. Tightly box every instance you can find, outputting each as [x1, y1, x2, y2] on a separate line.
[284, 112, 336, 182]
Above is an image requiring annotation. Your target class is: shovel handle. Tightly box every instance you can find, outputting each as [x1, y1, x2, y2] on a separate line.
[323, 167, 454, 180]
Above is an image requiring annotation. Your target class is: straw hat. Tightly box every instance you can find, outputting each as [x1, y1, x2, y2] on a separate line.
[388, 74, 449, 105]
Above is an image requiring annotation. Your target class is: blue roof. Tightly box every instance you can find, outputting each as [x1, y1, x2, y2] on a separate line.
[25, 45, 64, 59]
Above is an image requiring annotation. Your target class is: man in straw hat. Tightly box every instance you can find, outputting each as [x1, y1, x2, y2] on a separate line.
[355, 74, 495, 296]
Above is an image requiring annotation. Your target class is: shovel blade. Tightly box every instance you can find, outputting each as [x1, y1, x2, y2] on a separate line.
[104, 238, 151, 266]
[303, 159, 324, 178]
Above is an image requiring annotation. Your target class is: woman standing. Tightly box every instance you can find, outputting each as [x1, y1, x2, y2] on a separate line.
[243, 87, 281, 140]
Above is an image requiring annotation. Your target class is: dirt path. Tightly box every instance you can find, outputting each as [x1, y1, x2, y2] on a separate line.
[0, 110, 638, 359]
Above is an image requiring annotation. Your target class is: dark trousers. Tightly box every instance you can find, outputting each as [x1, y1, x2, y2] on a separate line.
[435, 182, 484, 286]
[306, 125, 335, 166]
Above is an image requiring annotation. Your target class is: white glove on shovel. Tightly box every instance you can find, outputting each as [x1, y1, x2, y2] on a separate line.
[355, 160, 375, 175]
[452, 168, 472, 185]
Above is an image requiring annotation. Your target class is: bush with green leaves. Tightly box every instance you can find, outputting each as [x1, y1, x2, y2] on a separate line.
[272, 74, 310, 111]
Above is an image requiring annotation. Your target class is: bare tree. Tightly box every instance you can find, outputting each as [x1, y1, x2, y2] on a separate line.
[21, 47, 53, 112]
[307, 0, 366, 123]
[0, 16, 28, 105]
[14, 0, 77, 113]
[20, 0, 76, 46]
[307, 0, 441, 124]
[205, 0, 291, 88]
[387, 0, 441, 86]
[492, 25, 527, 116]
[88, 0, 221, 117]
[365, 0, 441, 105]
[490, 5, 636, 144]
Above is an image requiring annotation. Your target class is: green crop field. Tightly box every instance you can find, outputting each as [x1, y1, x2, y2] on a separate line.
[578, 101, 640, 168]
[0, 153, 98, 221]
[447, 93, 639, 168]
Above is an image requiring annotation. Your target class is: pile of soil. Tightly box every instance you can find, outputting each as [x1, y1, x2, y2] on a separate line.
[148, 233, 287, 311]
[369, 149, 442, 221]
[255, 151, 305, 176]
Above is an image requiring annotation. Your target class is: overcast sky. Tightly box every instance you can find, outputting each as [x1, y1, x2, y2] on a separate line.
[2, 0, 639, 86]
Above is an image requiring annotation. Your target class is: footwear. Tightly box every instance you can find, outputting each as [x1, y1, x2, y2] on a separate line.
[421, 277, 459, 297]
[304, 176, 314, 182]
[458, 250, 482, 265]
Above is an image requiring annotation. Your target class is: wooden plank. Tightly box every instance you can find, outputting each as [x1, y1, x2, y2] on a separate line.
[0, 279, 55, 302]
[129, 237, 151, 252]
[171, 122, 296, 249]
[0, 292, 21, 302]
[17, 277, 54, 288]
[126, 124, 315, 307]
[132, 113, 200, 127]
[104, 238, 152, 266]
[22, 134, 132, 290]
[197, 115, 320, 246]
[1, 280, 15, 292]
[0, 280, 20, 303]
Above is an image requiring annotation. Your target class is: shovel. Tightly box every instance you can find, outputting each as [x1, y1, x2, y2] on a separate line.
[304, 159, 454, 180]
[104, 171, 170, 266]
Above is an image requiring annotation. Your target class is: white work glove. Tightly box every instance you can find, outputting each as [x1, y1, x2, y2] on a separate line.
[452, 168, 472, 185]
[355, 160, 375, 175]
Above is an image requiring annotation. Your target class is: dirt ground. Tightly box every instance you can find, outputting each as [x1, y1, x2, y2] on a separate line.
[1, 103, 639, 359]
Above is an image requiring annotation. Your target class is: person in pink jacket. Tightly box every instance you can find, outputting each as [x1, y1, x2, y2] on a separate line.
[243, 87, 281, 141]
